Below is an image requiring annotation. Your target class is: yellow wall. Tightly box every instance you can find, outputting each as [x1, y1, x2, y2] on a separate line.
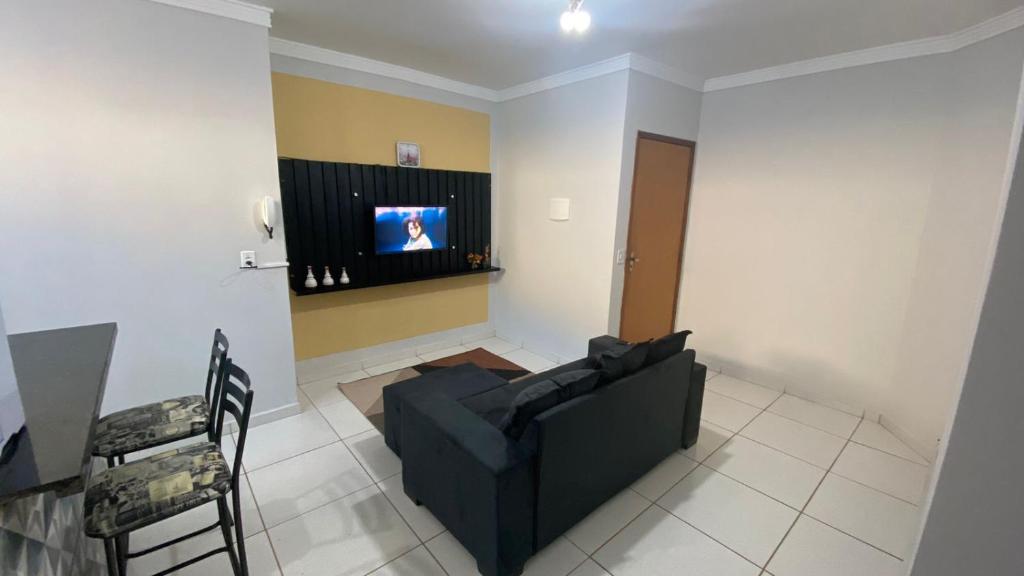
[272, 72, 491, 360]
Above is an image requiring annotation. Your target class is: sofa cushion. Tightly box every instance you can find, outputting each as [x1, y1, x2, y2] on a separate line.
[646, 330, 692, 366]
[589, 341, 651, 385]
[459, 379, 533, 428]
[550, 369, 601, 397]
[498, 380, 564, 439]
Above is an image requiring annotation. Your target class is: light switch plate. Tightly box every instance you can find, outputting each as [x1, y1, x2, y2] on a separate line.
[240, 250, 256, 268]
[549, 198, 571, 221]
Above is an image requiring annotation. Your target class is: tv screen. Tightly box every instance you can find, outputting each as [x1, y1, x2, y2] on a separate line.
[374, 206, 448, 255]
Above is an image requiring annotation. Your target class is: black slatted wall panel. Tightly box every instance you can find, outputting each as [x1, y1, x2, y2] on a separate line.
[279, 159, 493, 295]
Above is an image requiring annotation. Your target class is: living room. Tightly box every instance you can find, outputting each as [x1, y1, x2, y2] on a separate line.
[1, 1, 1023, 575]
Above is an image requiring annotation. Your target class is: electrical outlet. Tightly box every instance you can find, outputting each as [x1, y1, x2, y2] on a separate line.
[616, 249, 625, 265]
[240, 250, 256, 268]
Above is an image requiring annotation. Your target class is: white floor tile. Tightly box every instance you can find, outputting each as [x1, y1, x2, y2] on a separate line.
[127, 530, 279, 576]
[701, 391, 762, 432]
[707, 375, 782, 409]
[805, 474, 921, 559]
[369, 546, 447, 576]
[832, 443, 930, 505]
[565, 489, 650, 554]
[682, 421, 734, 463]
[418, 345, 470, 363]
[474, 336, 520, 355]
[768, 395, 861, 438]
[318, 396, 376, 439]
[379, 473, 445, 541]
[741, 412, 847, 468]
[241, 410, 339, 471]
[594, 507, 759, 576]
[300, 371, 369, 408]
[767, 516, 904, 576]
[269, 485, 420, 576]
[569, 559, 611, 576]
[659, 465, 799, 566]
[427, 532, 586, 576]
[501, 348, 557, 373]
[851, 420, 929, 465]
[366, 356, 424, 376]
[704, 436, 825, 509]
[248, 442, 374, 528]
[631, 452, 699, 501]
[345, 429, 402, 481]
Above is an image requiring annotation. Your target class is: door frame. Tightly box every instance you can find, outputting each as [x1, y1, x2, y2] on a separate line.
[618, 131, 697, 340]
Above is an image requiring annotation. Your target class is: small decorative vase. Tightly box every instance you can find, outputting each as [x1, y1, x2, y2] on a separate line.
[322, 266, 335, 287]
[340, 267, 351, 285]
[304, 266, 318, 289]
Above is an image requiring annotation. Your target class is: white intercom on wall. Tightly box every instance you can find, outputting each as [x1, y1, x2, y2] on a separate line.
[261, 196, 277, 238]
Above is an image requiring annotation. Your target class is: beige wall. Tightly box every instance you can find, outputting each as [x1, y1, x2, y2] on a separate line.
[271, 72, 492, 360]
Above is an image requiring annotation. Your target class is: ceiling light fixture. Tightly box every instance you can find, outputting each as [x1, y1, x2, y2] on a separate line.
[560, 0, 591, 34]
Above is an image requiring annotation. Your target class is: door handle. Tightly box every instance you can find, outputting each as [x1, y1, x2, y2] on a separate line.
[628, 252, 640, 272]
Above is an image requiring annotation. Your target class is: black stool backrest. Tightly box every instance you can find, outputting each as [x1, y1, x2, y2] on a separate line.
[213, 358, 254, 484]
[205, 329, 230, 435]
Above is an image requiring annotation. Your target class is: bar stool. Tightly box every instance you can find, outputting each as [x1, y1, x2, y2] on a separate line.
[84, 358, 255, 576]
[92, 329, 229, 467]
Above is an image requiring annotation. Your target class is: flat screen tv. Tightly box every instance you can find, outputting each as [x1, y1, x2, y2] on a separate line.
[374, 206, 448, 255]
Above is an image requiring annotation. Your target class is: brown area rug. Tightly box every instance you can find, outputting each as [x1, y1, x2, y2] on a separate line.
[338, 348, 530, 434]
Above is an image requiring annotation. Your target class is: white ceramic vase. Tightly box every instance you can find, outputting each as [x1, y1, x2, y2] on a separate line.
[340, 267, 351, 285]
[322, 266, 335, 286]
[304, 266, 318, 289]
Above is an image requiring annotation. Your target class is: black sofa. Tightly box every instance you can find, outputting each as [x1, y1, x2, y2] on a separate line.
[386, 334, 707, 576]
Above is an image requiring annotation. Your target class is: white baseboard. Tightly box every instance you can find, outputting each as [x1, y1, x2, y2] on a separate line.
[879, 413, 937, 463]
[700, 353, 865, 417]
[224, 400, 302, 433]
[295, 323, 495, 384]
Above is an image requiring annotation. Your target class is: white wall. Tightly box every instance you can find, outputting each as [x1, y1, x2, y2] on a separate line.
[678, 30, 1024, 442]
[886, 30, 1024, 453]
[492, 72, 629, 361]
[908, 69, 1024, 575]
[0, 304, 25, 450]
[608, 71, 703, 336]
[0, 0, 298, 418]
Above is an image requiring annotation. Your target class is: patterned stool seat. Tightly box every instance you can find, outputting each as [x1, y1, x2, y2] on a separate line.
[84, 442, 231, 539]
[92, 395, 210, 458]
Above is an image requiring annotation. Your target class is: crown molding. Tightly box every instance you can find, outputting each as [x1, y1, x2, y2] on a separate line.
[267, 6, 1024, 101]
[496, 54, 632, 101]
[269, 37, 500, 102]
[146, 0, 272, 27]
[269, 39, 703, 104]
[705, 6, 1024, 92]
[627, 54, 705, 93]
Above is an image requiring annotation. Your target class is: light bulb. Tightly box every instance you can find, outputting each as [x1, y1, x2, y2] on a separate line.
[573, 10, 591, 32]
[560, 10, 575, 32]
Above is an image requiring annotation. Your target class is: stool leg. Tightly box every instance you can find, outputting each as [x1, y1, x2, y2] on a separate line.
[115, 532, 129, 574]
[217, 498, 241, 575]
[103, 538, 119, 576]
[233, 488, 249, 576]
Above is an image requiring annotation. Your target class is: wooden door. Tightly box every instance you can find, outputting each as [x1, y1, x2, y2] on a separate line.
[619, 133, 695, 342]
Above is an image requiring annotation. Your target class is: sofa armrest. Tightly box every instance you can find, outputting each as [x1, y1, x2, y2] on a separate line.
[401, 393, 535, 576]
[588, 335, 629, 357]
[683, 362, 708, 449]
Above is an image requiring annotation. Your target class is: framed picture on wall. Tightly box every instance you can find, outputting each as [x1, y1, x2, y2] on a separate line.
[397, 141, 421, 168]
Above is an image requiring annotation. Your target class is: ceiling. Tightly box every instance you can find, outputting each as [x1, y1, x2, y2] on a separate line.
[263, 0, 1024, 90]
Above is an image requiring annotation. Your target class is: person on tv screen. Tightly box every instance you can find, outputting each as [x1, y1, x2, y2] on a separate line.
[402, 214, 433, 251]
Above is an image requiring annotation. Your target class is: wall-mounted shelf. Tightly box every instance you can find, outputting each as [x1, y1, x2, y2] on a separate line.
[279, 158, 493, 295]
[293, 266, 502, 297]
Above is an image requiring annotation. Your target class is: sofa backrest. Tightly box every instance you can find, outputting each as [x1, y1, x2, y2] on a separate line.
[527, 349, 695, 549]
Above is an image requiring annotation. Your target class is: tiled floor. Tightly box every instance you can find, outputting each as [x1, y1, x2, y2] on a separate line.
[125, 337, 931, 576]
